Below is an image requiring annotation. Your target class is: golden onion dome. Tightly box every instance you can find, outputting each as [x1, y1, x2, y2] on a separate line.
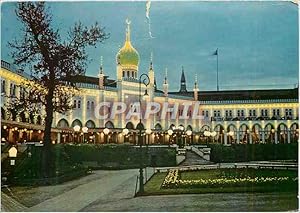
[116, 19, 139, 68]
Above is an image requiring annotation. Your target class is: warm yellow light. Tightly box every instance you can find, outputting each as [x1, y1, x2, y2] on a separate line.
[73, 125, 81, 132]
[103, 128, 110, 135]
[82, 127, 88, 133]
[145, 129, 152, 135]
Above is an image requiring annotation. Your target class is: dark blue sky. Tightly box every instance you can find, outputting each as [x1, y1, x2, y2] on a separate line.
[1, 1, 298, 91]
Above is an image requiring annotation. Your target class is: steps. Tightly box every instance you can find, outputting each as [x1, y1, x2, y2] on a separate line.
[179, 151, 212, 166]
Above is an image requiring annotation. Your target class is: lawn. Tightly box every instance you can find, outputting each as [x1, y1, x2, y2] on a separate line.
[143, 168, 298, 196]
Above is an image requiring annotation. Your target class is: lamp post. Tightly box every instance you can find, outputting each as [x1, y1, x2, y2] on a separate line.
[82, 126, 88, 143]
[204, 130, 211, 144]
[186, 130, 192, 145]
[103, 128, 110, 143]
[122, 128, 129, 143]
[8, 146, 18, 166]
[138, 73, 150, 194]
[73, 125, 80, 143]
[145, 128, 152, 146]
[167, 129, 173, 146]
[211, 131, 217, 143]
[228, 131, 234, 144]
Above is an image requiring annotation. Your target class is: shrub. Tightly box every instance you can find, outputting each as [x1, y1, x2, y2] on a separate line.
[209, 143, 298, 163]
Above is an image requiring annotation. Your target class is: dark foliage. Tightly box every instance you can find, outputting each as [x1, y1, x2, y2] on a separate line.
[8, 2, 108, 176]
[209, 143, 298, 163]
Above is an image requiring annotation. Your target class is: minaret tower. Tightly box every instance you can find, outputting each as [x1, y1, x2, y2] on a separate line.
[163, 68, 169, 97]
[193, 74, 199, 101]
[98, 56, 105, 90]
[179, 66, 187, 93]
[148, 52, 155, 86]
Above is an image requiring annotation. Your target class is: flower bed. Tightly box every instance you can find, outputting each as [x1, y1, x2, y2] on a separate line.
[162, 169, 297, 189]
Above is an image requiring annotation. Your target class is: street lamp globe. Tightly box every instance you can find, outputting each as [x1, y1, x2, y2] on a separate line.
[73, 125, 80, 132]
[145, 128, 152, 135]
[204, 131, 210, 137]
[103, 128, 110, 135]
[82, 126, 88, 133]
[122, 128, 129, 135]
[186, 130, 192, 136]
[167, 129, 173, 136]
[8, 146, 18, 158]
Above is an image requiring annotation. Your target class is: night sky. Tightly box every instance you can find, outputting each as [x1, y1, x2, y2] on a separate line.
[1, 1, 298, 91]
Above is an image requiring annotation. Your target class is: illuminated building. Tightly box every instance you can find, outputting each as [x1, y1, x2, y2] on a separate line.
[1, 20, 299, 145]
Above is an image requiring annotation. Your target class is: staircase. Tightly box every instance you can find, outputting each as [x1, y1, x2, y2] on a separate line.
[179, 150, 212, 166]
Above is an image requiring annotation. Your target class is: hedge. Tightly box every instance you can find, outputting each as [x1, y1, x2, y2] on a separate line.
[209, 143, 298, 163]
[64, 144, 177, 168]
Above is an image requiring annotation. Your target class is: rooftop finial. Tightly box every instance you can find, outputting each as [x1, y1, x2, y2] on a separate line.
[100, 56, 104, 74]
[126, 18, 131, 42]
[150, 52, 153, 69]
[164, 68, 168, 83]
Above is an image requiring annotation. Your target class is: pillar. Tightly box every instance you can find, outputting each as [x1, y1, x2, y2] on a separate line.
[262, 132, 265, 144]
[57, 132, 61, 144]
[274, 131, 278, 144]
[224, 133, 227, 145]
[249, 132, 252, 144]
[236, 131, 240, 144]
[287, 130, 291, 144]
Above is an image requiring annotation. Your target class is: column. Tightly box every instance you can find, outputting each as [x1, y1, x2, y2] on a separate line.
[249, 132, 252, 144]
[224, 132, 227, 145]
[274, 131, 278, 144]
[236, 131, 240, 144]
[287, 129, 291, 144]
[57, 132, 61, 144]
[262, 132, 265, 144]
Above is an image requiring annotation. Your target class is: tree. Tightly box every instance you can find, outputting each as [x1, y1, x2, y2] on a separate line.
[9, 2, 108, 177]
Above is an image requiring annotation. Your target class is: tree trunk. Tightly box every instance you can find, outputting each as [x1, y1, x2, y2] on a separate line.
[42, 85, 55, 177]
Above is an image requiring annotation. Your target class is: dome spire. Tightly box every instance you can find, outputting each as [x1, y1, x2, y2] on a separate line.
[150, 52, 153, 70]
[126, 18, 131, 43]
[100, 56, 103, 74]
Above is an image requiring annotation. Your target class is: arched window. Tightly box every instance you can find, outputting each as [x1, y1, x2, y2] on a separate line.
[1, 80, 5, 94]
[87, 101, 90, 110]
[91, 101, 94, 110]
[78, 100, 81, 108]
[105, 121, 114, 129]
[86, 120, 96, 128]
[57, 119, 69, 128]
[126, 122, 134, 129]
[127, 71, 130, 77]
[154, 123, 162, 130]
[72, 119, 83, 127]
[122, 71, 125, 77]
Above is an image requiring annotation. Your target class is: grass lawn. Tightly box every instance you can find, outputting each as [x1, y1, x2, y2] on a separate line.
[143, 168, 298, 196]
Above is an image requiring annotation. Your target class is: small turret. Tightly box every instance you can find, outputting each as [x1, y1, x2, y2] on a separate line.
[179, 66, 187, 93]
[98, 56, 105, 89]
[148, 52, 155, 86]
[163, 68, 168, 97]
[193, 74, 199, 101]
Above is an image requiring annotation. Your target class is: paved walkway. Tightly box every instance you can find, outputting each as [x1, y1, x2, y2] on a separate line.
[1, 164, 298, 212]
[1, 191, 28, 212]
[179, 151, 212, 166]
[27, 169, 145, 212]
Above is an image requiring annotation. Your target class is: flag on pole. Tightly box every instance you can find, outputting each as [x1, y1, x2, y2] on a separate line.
[213, 48, 218, 56]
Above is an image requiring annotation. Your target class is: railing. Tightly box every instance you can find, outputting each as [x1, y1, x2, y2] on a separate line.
[198, 99, 298, 105]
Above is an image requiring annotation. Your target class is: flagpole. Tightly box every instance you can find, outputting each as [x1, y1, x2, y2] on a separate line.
[216, 48, 219, 91]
